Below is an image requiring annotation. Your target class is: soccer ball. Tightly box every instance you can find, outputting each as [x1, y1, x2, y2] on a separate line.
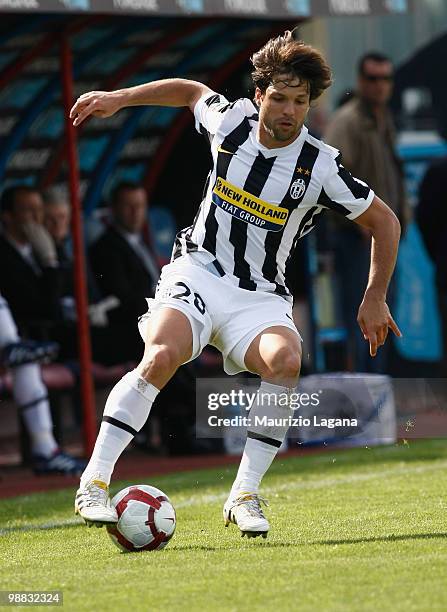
[106, 484, 176, 552]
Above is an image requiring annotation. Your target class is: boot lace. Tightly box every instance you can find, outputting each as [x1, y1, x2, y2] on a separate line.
[232, 494, 268, 519]
[81, 477, 109, 508]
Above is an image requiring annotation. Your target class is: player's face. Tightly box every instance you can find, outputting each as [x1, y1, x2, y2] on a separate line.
[358, 59, 393, 107]
[113, 188, 148, 234]
[256, 75, 310, 148]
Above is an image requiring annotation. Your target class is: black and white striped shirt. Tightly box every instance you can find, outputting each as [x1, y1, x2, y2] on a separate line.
[172, 91, 374, 298]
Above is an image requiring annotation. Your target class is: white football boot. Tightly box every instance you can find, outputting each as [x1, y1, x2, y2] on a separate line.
[74, 473, 118, 527]
[223, 493, 269, 538]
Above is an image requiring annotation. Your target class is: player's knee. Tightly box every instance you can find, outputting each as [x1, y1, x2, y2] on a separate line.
[140, 343, 182, 380]
[267, 347, 301, 382]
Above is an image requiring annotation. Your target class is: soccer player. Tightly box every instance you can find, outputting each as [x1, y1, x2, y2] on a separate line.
[71, 32, 401, 537]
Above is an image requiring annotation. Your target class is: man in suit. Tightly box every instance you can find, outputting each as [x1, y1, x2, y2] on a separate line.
[0, 185, 64, 333]
[89, 182, 159, 365]
[43, 187, 118, 347]
[0, 186, 84, 474]
[0, 185, 89, 361]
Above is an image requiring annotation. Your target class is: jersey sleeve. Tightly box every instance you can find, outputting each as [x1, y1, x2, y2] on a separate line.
[319, 153, 374, 219]
[193, 90, 231, 142]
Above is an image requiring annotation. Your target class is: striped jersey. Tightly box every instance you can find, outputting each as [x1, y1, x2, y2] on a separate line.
[172, 91, 374, 298]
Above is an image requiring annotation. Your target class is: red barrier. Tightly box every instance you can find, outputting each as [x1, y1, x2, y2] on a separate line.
[60, 33, 97, 456]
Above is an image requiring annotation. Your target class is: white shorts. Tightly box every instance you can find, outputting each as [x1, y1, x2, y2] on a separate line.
[138, 257, 302, 375]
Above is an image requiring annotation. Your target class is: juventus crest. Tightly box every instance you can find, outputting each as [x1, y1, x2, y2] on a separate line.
[289, 178, 306, 200]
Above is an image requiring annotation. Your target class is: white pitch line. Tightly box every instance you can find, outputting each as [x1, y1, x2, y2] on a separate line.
[266, 459, 447, 494]
[1, 459, 445, 536]
[174, 459, 447, 508]
[0, 517, 83, 536]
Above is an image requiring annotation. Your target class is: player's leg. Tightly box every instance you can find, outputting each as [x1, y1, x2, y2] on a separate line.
[224, 326, 301, 538]
[76, 261, 214, 525]
[76, 307, 193, 526]
[231, 326, 301, 495]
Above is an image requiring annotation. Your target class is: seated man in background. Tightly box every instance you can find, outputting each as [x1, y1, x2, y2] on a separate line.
[0, 185, 84, 361]
[89, 182, 159, 365]
[0, 185, 64, 331]
[43, 187, 118, 357]
[0, 292, 85, 475]
[43, 187, 77, 325]
[43, 187, 73, 269]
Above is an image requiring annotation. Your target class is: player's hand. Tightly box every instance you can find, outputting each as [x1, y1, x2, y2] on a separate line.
[357, 294, 402, 357]
[70, 90, 122, 126]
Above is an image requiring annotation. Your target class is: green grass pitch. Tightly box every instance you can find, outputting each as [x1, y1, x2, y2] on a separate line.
[0, 439, 446, 611]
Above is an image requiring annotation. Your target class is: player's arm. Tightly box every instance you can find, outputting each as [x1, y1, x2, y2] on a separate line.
[70, 79, 212, 126]
[353, 195, 402, 356]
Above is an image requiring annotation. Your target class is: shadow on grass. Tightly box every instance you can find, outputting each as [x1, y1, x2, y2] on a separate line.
[313, 532, 447, 546]
[163, 531, 447, 552]
[169, 541, 299, 552]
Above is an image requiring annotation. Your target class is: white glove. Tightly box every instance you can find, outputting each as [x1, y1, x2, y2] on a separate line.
[23, 222, 58, 267]
[88, 295, 120, 327]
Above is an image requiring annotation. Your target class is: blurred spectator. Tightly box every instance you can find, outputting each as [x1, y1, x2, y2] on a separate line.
[416, 157, 447, 374]
[43, 189, 73, 284]
[43, 187, 119, 357]
[89, 182, 159, 365]
[43, 187, 72, 267]
[0, 185, 64, 333]
[0, 185, 93, 360]
[324, 52, 409, 373]
[43, 187, 76, 321]
[0, 292, 85, 475]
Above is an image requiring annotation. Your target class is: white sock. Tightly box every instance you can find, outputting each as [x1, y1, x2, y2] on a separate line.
[230, 381, 292, 498]
[81, 370, 159, 486]
[230, 437, 278, 496]
[12, 363, 58, 458]
[0, 296, 20, 347]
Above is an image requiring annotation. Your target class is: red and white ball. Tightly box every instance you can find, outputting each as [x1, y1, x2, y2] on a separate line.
[106, 484, 176, 552]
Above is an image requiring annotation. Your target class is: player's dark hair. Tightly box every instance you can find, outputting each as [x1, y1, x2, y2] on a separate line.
[358, 51, 392, 76]
[0, 185, 41, 214]
[110, 181, 145, 206]
[251, 30, 332, 101]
